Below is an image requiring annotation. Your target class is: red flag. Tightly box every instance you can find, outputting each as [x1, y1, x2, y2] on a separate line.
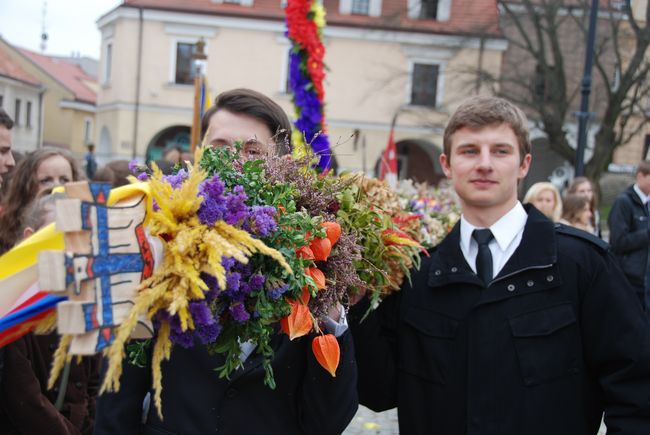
[379, 128, 398, 187]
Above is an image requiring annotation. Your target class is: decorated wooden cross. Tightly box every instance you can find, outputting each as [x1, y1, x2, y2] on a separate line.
[39, 182, 156, 355]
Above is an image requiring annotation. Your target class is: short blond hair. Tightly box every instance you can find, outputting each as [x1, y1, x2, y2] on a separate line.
[523, 182, 562, 222]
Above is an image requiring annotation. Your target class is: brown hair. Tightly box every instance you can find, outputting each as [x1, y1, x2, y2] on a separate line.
[562, 193, 590, 223]
[636, 160, 650, 176]
[200, 88, 292, 155]
[93, 160, 131, 188]
[0, 108, 14, 130]
[443, 96, 531, 161]
[0, 148, 81, 253]
[567, 176, 599, 210]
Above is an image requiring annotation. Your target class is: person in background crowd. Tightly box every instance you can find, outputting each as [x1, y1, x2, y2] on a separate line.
[162, 145, 182, 166]
[94, 88, 357, 435]
[0, 150, 23, 209]
[523, 181, 562, 221]
[0, 148, 81, 254]
[84, 144, 97, 180]
[560, 193, 595, 234]
[350, 96, 650, 434]
[0, 109, 16, 193]
[567, 176, 600, 236]
[608, 160, 650, 312]
[92, 160, 131, 188]
[0, 192, 101, 435]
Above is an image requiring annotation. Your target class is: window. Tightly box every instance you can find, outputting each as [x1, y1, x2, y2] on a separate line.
[340, 0, 382, 16]
[407, 0, 450, 21]
[26, 101, 32, 128]
[351, 0, 370, 14]
[14, 99, 21, 127]
[175, 42, 197, 85]
[410, 63, 439, 107]
[419, 0, 438, 19]
[104, 43, 113, 84]
[84, 118, 93, 144]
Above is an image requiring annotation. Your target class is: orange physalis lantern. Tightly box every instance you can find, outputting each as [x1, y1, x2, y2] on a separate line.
[320, 222, 341, 245]
[312, 334, 340, 377]
[280, 300, 313, 340]
[310, 237, 332, 261]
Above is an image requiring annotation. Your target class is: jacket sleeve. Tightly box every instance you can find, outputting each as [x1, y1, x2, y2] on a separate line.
[608, 197, 650, 255]
[297, 329, 358, 435]
[1, 337, 82, 435]
[93, 345, 152, 435]
[348, 291, 401, 412]
[580, 250, 650, 433]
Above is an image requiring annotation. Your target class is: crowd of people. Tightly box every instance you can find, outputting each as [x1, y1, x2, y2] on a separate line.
[0, 91, 648, 435]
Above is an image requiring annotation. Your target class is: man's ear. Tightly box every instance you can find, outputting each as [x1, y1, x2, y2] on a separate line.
[518, 153, 532, 179]
[23, 227, 34, 239]
[439, 154, 452, 178]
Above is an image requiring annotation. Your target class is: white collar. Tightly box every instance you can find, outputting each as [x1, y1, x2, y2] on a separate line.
[460, 202, 528, 253]
[633, 184, 650, 205]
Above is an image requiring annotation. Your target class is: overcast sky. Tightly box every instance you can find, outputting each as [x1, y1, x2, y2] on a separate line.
[0, 0, 122, 58]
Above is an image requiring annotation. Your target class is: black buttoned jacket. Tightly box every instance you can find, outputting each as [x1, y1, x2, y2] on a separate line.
[350, 206, 650, 435]
[94, 331, 357, 435]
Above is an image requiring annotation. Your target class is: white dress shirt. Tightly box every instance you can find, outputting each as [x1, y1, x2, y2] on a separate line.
[460, 202, 528, 279]
[634, 183, 650, 207]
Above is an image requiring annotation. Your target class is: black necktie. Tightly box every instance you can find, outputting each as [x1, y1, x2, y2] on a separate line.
[472, 229, 494, 286]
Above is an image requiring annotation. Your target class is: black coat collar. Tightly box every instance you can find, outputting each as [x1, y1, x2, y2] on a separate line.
[428, 204, 557, 287]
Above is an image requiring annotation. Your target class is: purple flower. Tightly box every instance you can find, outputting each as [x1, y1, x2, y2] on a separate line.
[128, 159, 139, 174]
[250, 206, 278, 237]
[198, 176, 228, 226]
[226, 272, 241, 292]
[162, 169, 188, 189]
[229, 303, 250, 323]
[222, 257, 236, 271]
[189, 302, 214, 326]
[249, 274, 265, 290]
[137, 172, 149, 181]
[196, 321, 222, 344]
[171, 330, 195, 348]
[224, 186, 249, 226]
[268, 284, 289, 300]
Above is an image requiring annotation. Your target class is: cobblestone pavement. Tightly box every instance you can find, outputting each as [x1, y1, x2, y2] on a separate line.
[343, 406, 608, 434]
[343, 406, 398, 435]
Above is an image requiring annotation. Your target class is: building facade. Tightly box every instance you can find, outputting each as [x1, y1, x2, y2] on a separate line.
[0, 41, 45, 154]
[96, 0, 506, 182]
[0, 37, 97, 159]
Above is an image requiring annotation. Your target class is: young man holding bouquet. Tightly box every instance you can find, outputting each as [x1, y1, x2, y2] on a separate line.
[350, 96, 650, 434]
[94, 89, 357, 435]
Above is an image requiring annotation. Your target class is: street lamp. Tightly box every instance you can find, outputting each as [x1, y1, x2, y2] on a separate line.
[574, 0, 599, 177]
[190, 38, 208, 151]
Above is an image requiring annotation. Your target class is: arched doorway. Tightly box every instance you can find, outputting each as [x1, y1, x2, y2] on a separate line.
[374, 139, 444, 185]
[145, 125, 191, 163]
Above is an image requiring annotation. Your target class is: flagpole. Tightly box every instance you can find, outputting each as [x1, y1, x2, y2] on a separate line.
[190, 38, 207, 152]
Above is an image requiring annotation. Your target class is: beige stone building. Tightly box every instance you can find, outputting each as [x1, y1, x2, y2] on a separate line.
[0, 37, 98, 159]
[96, 0, 506, 182]
[0, 41, 45, 154]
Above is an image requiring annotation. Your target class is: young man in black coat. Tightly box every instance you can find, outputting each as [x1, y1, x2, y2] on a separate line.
[608, 160, 650, 312]
[350, 96, 650, 434]
[94, 89, 358, 435]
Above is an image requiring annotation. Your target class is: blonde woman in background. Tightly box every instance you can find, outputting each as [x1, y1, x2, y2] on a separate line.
[523, 181, 562, 221]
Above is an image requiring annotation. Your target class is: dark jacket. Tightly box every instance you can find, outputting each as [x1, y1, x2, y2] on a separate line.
[0, 333, 101, 435]
[608, 184, 650, 292]
[350, 206, 650, 435]
[94, 331, 357, 435]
